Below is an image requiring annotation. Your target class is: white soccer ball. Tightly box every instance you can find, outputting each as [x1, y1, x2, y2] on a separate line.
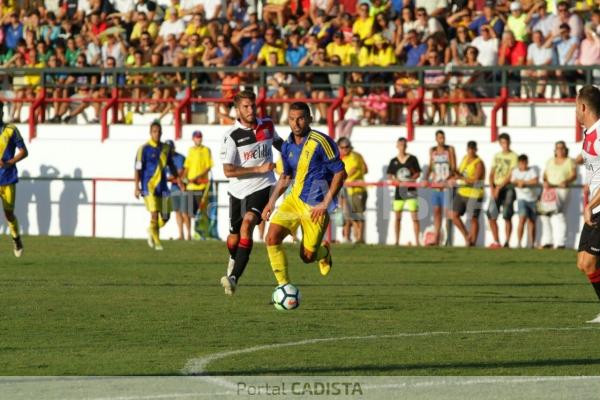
[272, 284, 301, 310]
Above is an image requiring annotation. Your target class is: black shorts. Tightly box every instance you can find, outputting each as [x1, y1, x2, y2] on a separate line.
[229, 186, 272, 234]
[578, 213, 600, 256]
[453, 194, 483, 218]
[486, 187, 516, 220]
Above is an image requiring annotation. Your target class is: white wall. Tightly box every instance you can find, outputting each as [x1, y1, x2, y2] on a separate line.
[6, 119, 585, 248]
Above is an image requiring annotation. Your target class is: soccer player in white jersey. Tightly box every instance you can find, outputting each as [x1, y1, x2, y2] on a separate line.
[575, 85, 600, 323]
[220, 90, 283, 295]
[428, 130, 456, 246]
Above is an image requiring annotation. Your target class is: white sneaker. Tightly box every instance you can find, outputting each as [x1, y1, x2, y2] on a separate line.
[220, 275, 236, 296]
[13, 237, 23, 258]
[586, 313, 600, 323]
[154, 244, 164, 251]
[226, 257, 235, 276]
[146, 228, 154, 249]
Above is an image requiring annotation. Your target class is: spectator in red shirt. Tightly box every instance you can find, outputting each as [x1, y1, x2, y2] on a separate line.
[499, 30, 527, 97]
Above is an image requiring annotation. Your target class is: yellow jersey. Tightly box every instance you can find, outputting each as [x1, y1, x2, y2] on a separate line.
[457, 156, 484, 199]
[352, 17, 374, 40]
[342, 151, 367, 195]
[258, 43, 285, 66]
[326, 42, 352, 65]
[491, 151, 518, 186]
[184, 145, 213, 191]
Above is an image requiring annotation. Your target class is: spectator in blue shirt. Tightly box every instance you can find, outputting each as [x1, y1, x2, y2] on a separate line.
[286, 31, 308, 67]
[549, 23, 580, 98]
[3, 13, 23, 50]
[399, 29, 427, 66]
[239, 27, 264, 66]
[469, 0, 504, 37]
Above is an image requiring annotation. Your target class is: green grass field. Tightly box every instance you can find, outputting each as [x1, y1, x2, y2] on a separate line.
[1, 237, 600, 376]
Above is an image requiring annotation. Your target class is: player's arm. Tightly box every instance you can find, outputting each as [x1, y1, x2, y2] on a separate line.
[427, 148, 434, 181]
[262, 173, 292, 221]
[134, 169, 142, 199]
[311, 168, 347, 222]
[585, 187, 600, 226]
[0, 130, 28, 168]
[449, 146, 457, 177]
[223, 162, 274, 178]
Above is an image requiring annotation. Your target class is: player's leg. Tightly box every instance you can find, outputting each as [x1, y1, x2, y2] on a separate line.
[150, 211, 162, 250]
[393, 200, 403, 246]
[576, 237, 600, 323]
[467, 197, 482, 247]
[222, 195, 242, 291]
[1, 185, 23, 257]
[516, 200, 526, 247]
[298, 204, 331, 276]
[266, 196, 300, 285]
[353, 192, 367, 243]
[502, 189, 515, 247]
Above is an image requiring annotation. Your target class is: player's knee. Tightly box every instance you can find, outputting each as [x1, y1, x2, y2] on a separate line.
[577, 254, 596, 274]
[4, 209, 14, 221]
[227, 234, 239, 248]
[240, 214, 258, 236]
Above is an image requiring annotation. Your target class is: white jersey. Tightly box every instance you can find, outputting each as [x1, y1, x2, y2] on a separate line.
[220, 118, 282, 199]
[582, 118, 600, 213]
[431, 146, 451, 183]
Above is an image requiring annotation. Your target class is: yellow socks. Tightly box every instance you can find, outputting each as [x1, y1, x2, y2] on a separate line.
[7, 217, 19, 239]
[267, 244, 289, 285]
[150, 219, 160, 245]
[158, 215, 166, 228]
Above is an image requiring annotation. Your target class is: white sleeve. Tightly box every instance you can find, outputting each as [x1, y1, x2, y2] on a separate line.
[220, 134, 238, 164]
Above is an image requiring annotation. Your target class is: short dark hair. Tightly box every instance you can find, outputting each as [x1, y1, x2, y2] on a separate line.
[518, 154, 528, 162]
[337, 137, 351, 148]
[234, 90, 256, 106]
[290, 102, 311, 116]
[578, 85, 600, 117]
[467, 140, 477, 149]
[150, 120, 162, 133]
[397, 137, 407, 144]
[498, 133, 511, 142]
[435, 129, 445, 137]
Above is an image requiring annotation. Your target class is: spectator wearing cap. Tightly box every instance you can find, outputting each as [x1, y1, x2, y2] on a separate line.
[353, 2, 374, 41]
[338, 137, 369, 244]
[368, 33, 396, 66]
[552, 0, 583, 40]
[524, 30, 552, 97]
[182, 130, 213, 240]
[529, 0, 557, 39]
[546, 22, 579, 98]
[397, 29, 427, 67]
[507, 1, 528, 42]
[469, 0, 504, 37]
[470, 23, 499, 66]
[498, 30, 526, 97]
[256, 27, 285, 66]
[326, 31, 352, 65]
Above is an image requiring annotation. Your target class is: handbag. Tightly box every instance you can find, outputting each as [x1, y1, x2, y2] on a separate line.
[537, 188, 562, 215]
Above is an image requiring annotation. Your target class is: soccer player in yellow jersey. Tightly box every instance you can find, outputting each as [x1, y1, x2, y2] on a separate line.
[134, 121, 183, 251]
[262, 102, 347, 286]
[182, 130, 213, 240]
[0, 102, 28, 257]
[338, 137, 368, 243]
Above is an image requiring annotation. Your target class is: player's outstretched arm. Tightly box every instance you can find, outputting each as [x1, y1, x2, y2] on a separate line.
[262, 174, 292, 221]
[223, 162, 275, 178]
[134, 169, 141, 199]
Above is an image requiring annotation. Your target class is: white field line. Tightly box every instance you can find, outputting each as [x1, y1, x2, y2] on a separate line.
[182, 326, 600, 376]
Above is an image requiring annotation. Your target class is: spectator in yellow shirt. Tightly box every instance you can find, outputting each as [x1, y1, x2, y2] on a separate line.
[368, 34, 396, 66]
[256, 27, 285, 66]
[338, 137, 369, 243]
[353, 3, 375, 41]
[130, 12, 159, 42]
[326, 31, 352, 65]
[348, 34, 370, 66]
[182, 13, 209, 43]
[182, 130, 213, 240]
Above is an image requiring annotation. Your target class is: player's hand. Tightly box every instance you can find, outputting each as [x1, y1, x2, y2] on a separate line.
[262, 203, 273, 221]
[311, 202, 328, 223]
[134, 188, 141, 199]
[257, 162, 275, 174]
[585, 205, 595, 226]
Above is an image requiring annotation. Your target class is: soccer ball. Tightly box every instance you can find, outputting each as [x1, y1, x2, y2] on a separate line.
[272, 284, 301, 310]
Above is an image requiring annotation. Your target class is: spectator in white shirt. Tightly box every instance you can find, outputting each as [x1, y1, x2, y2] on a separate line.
[529, 0, 557, 38]
[471, 24, 499, 66]
[524, 30, 552, 97]
[414, 7, 443, 39]
[512, 154, 539, 248]
[158, 7, 185, 42]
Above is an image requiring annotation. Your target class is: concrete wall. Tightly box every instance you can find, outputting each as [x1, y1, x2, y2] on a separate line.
[5, 119, 585, 248]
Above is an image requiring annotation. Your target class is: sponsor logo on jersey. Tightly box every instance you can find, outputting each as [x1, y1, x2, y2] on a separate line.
[243, 143, 272, 161]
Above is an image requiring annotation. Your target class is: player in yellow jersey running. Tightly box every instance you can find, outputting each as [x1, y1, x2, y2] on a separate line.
[0, 102, 28, 257]
[262, 102, 347, 285]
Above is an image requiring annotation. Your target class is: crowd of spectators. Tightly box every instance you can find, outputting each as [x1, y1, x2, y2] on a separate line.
[2, 0, 600, 124]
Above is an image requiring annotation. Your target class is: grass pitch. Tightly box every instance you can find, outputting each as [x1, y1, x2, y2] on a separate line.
[1, 237, 599, 376]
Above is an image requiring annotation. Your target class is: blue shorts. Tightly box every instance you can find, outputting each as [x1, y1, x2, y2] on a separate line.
[431, 190, 445, 208]
[518, 200, 537, 220]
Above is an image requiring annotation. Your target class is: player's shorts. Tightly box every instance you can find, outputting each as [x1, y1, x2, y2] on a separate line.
[578, 213, 600, 256]
[452, 194, 483, 218]
[229, 185, 272, 234]
[343, 191, 367, 221]
[144, 195, 172, 214]
[517, 200, 537, 220]
[0, 184, 16, 212]
[270, 194, 329, 253]
[486, 187, 515, 220]
[431, 190, 446, 208]
[393, 198, 419, 212]
[185, 190, 205, 216]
